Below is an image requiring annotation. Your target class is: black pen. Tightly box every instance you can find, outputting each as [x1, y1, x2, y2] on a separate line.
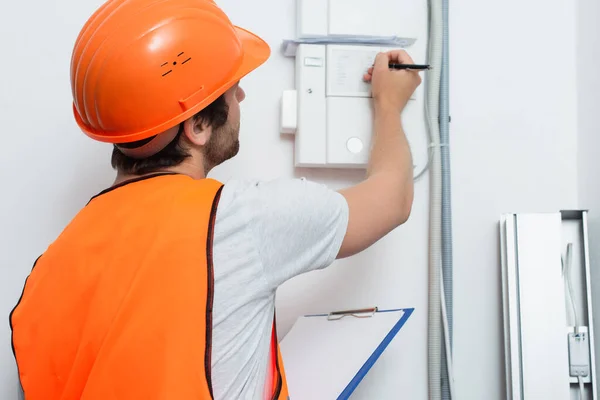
[389, 63, 431, 70]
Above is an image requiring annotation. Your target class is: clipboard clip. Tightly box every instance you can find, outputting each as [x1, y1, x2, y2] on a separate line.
[327, 307, 378, 321]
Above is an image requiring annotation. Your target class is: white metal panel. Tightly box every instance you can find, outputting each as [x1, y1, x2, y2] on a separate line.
[516, 214, 570, 399]
[327, 0, 419, 39]
[295, 44, 327, 167]
[581, 212, 598, 399]
[296, 0, 328, 37]
[500, 214, 523, 400]
[326, 97, 371, 167]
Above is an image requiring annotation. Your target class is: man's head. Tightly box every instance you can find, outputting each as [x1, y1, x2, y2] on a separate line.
[111, 83, 246, 176]
[70, 0, 269, 177]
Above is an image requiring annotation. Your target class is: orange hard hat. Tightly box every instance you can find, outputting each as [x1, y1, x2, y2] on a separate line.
[70, 0, 270, 144]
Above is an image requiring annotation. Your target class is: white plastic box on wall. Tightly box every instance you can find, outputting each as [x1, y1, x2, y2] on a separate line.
[296, 0, 420, 40]
[283, 44, 420, 168]
[281, 0, 424, 169]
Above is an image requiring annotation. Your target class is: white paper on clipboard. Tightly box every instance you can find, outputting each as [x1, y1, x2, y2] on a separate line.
[279, 308, 412, 400]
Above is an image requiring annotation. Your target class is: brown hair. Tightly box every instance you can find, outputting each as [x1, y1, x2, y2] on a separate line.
[111, 94, 229, 175]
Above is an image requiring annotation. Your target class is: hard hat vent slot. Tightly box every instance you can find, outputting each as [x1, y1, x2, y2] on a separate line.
[160, 52, 192, 77]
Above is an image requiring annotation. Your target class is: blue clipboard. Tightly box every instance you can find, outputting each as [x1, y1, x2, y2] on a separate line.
[302, 307, 414, 400]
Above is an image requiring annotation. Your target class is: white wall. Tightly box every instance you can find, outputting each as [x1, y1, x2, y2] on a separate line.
[451, 1, 579, 399]
[0, 1, 583, 400]
[577, 0, 600, 394]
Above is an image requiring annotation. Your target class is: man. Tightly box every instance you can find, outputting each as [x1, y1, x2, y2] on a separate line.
[9, 0, 422, 399]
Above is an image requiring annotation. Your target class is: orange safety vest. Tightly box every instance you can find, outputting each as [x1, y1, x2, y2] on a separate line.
[10, 173, 290, 400]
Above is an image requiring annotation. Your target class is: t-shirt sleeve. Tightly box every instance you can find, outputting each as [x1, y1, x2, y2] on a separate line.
[243, 177, 349, 290]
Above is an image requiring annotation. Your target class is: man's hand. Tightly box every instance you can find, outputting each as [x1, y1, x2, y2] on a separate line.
[364, 50, 423, 113]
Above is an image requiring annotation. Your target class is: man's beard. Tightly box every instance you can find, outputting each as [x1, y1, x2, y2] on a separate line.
[203, 119, 240, 171]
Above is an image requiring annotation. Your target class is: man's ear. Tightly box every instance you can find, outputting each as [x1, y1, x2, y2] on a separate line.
[183, 116, 212, 146]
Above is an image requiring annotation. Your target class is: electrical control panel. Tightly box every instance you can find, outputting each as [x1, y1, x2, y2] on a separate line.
[281, 0, 425, 169]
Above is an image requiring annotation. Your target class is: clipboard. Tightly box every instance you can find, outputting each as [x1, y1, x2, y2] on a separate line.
[279, 307, 414, 400]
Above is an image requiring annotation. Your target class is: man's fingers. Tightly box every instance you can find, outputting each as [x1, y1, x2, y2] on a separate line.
[363, 65, 374, 82]
[386, 49, 415, 65]
[373, 52, 391, 71]
[373, 50, 415, 72]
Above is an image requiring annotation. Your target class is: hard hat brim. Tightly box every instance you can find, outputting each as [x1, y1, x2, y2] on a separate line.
[74, 26, 271, 144]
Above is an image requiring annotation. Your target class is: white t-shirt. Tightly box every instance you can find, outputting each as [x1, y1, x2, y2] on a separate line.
[210, 177, 349, 399]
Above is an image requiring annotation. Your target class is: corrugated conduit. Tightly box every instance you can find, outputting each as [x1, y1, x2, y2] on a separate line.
[440, 0, 454, 397]
[426, 0, 443, 399]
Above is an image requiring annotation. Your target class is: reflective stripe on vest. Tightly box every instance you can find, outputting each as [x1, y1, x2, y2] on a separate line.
[10, 173, 289, 399]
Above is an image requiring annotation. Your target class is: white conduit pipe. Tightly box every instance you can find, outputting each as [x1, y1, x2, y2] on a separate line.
[426, 0, 444, 399]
